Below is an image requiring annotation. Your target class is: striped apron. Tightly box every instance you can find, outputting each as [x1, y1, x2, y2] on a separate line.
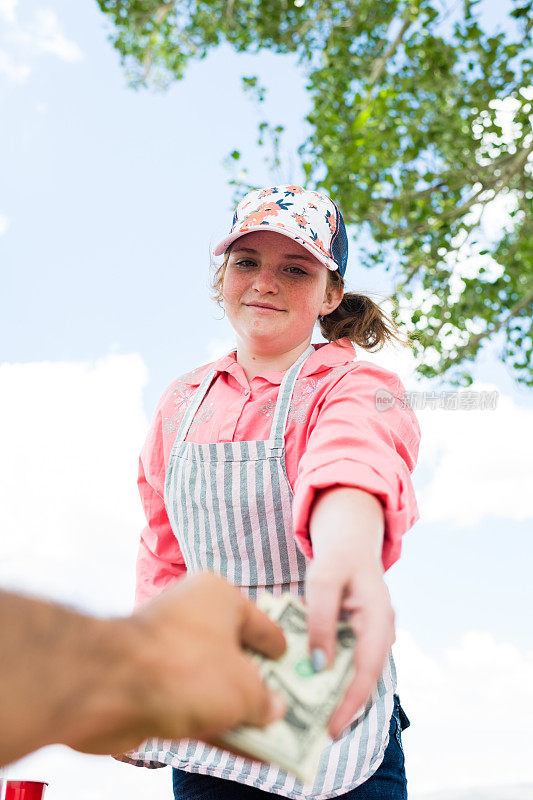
[124, 344, 396, 798]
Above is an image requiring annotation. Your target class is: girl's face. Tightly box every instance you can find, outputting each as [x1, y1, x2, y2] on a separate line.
[222, 230, 342, 357]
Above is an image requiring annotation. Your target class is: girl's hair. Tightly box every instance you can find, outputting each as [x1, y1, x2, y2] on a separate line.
[210, 249, 414, 353]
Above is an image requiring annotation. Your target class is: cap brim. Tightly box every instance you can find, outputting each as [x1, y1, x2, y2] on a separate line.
[213, 226, 338, 272]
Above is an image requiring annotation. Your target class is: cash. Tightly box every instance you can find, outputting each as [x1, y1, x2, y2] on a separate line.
[219, 593, 356, 786]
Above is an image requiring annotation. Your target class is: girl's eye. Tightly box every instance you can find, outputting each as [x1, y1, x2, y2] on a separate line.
[234, 260, 307, 276]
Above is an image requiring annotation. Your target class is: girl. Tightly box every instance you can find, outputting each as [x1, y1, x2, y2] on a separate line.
[120, 185, 420, 799]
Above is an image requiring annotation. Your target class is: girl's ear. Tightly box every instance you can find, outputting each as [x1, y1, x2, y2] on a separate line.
[323, 286, 343, 315]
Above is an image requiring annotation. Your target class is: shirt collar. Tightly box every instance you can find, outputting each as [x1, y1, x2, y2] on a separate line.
[182, 338, 356, 387]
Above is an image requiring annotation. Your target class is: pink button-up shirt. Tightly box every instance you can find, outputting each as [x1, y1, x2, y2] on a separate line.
[135, 338, 421, 605]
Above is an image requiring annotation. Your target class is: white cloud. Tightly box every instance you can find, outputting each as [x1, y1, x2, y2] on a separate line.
[354, 340, 533, 526]
[415, 385, 533, 526]
[31, 9, 83, 62]
[394, 629, 533, 795]
[0, 0, 17, 24]
[0, 354, 175, 793]
[0, 353, 177, 794]
[0, 4, 82, 85]
[0, 211, 11, 236]
[0, 47, 30, 82]
[0, 355, 149, 615]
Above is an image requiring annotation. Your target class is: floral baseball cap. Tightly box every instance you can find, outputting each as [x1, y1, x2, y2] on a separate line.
[213, 185, 349, 278]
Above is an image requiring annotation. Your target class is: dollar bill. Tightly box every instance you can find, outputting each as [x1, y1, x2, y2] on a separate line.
[219, 593, 356, 785]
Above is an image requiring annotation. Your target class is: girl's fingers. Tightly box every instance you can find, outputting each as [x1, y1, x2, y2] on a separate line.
[327, 665, 378, 739]
[305, 566, 343, 668]
[327, 618, 393, 738]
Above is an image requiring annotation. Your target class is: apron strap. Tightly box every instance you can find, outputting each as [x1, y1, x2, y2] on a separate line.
[268, 344, 314, 452]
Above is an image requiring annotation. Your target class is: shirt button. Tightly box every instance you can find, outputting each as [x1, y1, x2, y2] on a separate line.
[243, 389, 250, 396]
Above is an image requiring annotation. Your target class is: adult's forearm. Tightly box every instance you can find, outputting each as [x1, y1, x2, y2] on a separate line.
[0, 575, 288, 767]
[0, 591, 145, 766]
[309, 485, 385, 568]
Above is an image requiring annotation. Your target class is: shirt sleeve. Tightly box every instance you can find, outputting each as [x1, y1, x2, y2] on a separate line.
[292, 361, 421, 571]
[135, 398, 187, 607]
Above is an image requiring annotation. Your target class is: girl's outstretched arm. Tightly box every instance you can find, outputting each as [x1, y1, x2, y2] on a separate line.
[306, 485, 396, 739]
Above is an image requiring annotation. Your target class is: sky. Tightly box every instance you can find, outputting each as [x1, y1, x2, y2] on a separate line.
[1, 1, 532, 798]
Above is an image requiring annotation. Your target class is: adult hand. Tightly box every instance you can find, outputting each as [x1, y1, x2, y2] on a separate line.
[306, 487, 396, 740]
[68, 573, 287, 757]
[0, 574, 287, 767]
[132, 573, 288, 742]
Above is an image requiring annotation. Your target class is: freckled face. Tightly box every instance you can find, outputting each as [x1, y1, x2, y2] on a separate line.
[221, 231, 337, 355]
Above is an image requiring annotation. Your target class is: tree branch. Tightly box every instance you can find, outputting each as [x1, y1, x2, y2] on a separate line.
[504, 286, 533, 323]
[387, 261, 424, 299]
[142, 41, 155, 81]
[386, 205, 482, 302]
[135, 2, 174, 33]
[154, 3, 173, 25]
[371, 137, 533, 210]
[454, 285, 533, 358]
[139, 3, 174, 81]
[398, 143, 531, 238]
[367, 14, 413, 92]
[225, 0, 235, 22]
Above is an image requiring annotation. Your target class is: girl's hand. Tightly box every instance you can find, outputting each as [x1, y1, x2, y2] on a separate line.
[305, 486, 396, 740]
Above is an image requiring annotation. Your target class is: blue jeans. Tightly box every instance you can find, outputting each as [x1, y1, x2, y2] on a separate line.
[172, 695, 410, 799]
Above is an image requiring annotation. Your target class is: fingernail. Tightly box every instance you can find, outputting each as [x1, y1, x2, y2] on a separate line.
[311, 648, 327, 673]
[267, 691, 287, 723]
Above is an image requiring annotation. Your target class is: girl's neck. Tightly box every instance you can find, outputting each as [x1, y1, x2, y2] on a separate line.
[235, 340, 314, 381]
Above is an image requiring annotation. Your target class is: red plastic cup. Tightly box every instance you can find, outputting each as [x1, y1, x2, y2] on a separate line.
[2, 781, 48, 800]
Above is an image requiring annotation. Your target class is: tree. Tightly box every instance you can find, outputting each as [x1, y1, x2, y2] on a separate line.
[96, 0, 533, 386]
